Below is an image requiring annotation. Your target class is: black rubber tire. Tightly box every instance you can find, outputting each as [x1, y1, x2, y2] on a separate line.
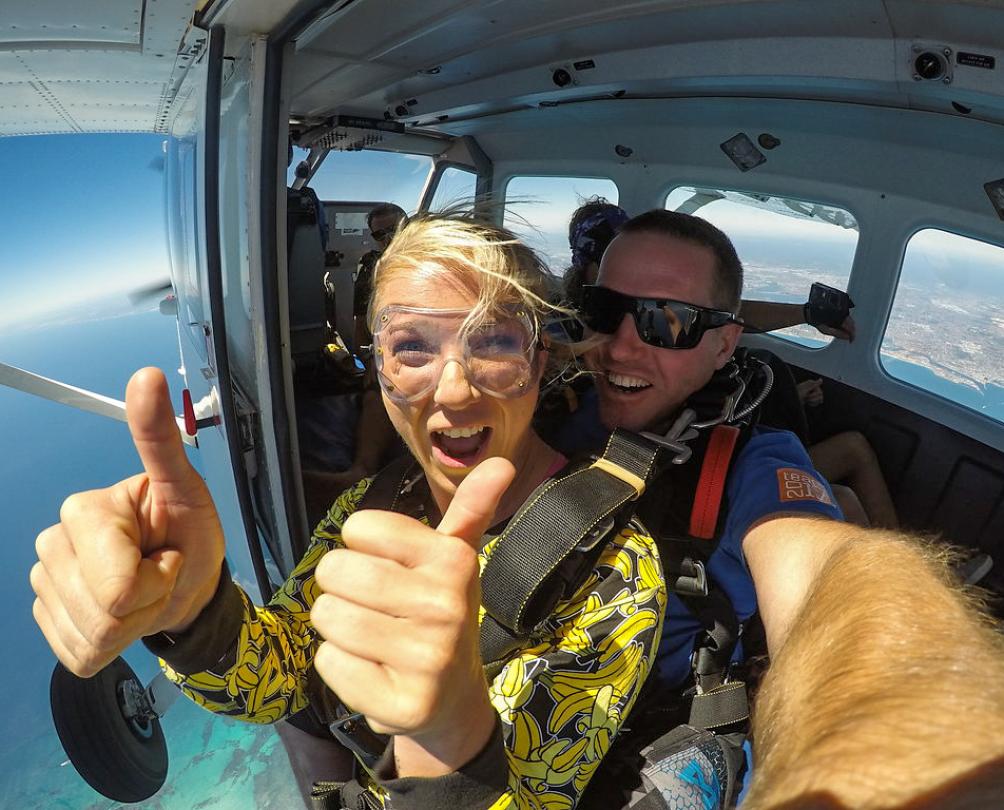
[50, 657, 168, 802]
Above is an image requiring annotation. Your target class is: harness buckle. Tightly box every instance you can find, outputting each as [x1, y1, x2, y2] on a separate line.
[671, 557, 708, 598]
[641, 407, 698, 465]
[328, 712, 386, 774]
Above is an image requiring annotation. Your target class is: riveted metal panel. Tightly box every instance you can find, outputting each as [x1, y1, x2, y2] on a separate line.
[0, 0, 201, 135]
[0, 2, 142, 47]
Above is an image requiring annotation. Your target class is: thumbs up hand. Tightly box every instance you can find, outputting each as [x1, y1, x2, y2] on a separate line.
[311, 457, 514, 770]
[31, 368, 226, 677]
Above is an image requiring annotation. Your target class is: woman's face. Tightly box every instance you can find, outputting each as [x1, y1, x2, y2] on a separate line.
[373, 272, 544, 498]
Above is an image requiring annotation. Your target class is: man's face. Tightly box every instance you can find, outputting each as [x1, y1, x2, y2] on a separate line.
[586, 231, 743, 433]
[369, 212, 400, 250]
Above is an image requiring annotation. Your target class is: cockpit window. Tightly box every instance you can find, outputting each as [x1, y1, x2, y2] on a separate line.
[881, 229, 1004, 425]
[430, 166, 478, 210]
[305, 149, 433, 212]
[504, 175, 619, 276]
[665, 186, 858, 348]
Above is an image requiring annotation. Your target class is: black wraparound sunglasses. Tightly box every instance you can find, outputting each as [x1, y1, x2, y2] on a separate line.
[580, 285, 743, 350]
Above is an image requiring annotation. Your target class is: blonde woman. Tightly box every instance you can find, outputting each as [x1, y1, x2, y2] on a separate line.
[32, 214, 667, 809]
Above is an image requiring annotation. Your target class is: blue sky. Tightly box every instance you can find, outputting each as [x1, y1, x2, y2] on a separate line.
[0, 134, 170, 331]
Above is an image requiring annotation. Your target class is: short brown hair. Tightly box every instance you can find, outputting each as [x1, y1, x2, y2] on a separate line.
[366, 203, 406, 230]
[620, 210, 743, 311]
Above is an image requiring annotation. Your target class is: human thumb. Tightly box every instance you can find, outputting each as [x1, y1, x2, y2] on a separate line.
[126, 367, 205, 504]
[436, 457, 516, 547]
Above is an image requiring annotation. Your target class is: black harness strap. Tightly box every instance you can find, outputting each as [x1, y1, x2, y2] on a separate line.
[479, 429, 662, 674]
[309, 430, 665, 778]
[665, 425, 751, 731]
[356, 454, 422, 514]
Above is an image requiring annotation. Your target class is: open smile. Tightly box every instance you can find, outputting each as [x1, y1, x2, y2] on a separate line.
[430, 425, 493, 468]
[603, 372, 653, 394]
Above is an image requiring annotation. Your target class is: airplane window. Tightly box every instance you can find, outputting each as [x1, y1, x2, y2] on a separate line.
[306, 149, 433, 212]
[429, 166, 478, 210]
[665, 186, 858, 347]
[881, 229, 1004, 425]
[504, 176, 619, 275]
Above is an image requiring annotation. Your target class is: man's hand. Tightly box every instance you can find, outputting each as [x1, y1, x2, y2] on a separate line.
[796, 378, 824, 407]
[30, 368, 226, 677]
[311, 457, 515, 771]
[815, 313, 856, 342]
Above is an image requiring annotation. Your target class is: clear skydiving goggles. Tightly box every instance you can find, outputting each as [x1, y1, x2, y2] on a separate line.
[371, 305, 543, 403]
[579, 285, 744, 350]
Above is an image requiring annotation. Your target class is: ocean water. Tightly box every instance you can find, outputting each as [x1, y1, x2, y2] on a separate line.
[0, 308, 303, 808]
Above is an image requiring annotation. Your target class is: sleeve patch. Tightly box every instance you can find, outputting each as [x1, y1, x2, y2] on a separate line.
[776, 468, 833, 506]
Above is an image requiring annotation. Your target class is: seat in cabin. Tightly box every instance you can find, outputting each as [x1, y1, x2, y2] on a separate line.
[287, 186, 329, 360]
[748, 348, 811, 445]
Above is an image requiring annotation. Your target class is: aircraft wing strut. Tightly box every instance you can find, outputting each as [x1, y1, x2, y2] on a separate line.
[0, 362, 196, 447]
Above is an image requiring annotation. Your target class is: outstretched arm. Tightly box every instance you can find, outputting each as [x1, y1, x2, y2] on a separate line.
[744, 523, 1004, 808]
[740, 299, 855, 341]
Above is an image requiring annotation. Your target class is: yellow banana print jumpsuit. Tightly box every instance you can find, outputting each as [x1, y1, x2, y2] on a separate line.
[149, 476, 667, 810]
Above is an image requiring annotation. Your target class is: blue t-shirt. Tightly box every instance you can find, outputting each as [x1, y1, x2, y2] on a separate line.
[653, 426, 844, 688]
[546, 388, 844, 688]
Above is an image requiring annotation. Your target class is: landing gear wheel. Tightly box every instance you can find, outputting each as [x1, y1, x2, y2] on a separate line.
[50, 657, 168, 802]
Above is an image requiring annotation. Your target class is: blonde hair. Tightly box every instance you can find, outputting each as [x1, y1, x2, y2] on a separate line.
[368, 212, 558, 338]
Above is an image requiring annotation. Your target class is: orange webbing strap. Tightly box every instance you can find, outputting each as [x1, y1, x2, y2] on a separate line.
[688, 425, 741, 540]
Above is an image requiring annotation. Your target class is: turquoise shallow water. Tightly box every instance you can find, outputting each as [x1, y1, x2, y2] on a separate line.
[0, 308, 304, 808]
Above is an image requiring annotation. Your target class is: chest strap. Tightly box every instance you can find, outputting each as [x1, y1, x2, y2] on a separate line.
[688, 425, 741, 540]
[313, 429, 666, 768]
[479, 428, 663, 675]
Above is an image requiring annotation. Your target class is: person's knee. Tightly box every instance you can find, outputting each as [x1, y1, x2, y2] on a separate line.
[831, 484, 869, 526]
[841, 430, 877, 466]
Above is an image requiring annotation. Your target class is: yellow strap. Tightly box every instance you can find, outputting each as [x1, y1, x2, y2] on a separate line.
[589, 458, 646, 500]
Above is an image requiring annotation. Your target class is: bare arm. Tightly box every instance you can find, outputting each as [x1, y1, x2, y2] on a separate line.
[740, 299, 855, 341]
[739, 300, 806, 333]
[743, 515, 852, 656]
[743, 526, 1004, 808]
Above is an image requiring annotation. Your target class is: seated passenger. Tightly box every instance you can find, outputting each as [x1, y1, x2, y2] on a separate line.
[353, 202, 407, 351]
[564, 197, 630, 306]
[551, 209, 1003, 807]
[797, 377, 899, 528]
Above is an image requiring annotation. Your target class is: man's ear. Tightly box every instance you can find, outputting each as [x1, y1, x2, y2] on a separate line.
[713, 323, 744, 370]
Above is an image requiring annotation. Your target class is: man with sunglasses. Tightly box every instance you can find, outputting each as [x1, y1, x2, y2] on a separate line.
[586, 208, 850, 633]
[572, 211, 1004, 810]
[353, 203, 408, 350]
[573, 210, 847, 807]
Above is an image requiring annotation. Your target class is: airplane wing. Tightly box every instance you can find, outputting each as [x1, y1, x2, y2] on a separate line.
[0, 361, 197, 447]
[0, 0, 210, 137]
[675, 187, 859, 230]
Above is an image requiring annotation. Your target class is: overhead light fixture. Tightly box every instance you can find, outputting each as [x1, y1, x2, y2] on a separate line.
[985, 179, 1004, 221]
[720, 133, 766, 172]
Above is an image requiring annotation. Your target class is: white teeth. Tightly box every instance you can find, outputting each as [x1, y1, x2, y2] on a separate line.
[435, 426, 487, 438]
[608, 373, 651, 389]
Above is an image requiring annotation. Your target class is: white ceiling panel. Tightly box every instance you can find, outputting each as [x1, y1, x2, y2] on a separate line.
[288, 0, 1004, 131]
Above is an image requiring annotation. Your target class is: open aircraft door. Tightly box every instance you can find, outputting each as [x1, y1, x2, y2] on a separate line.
[35, 2, 326, 799]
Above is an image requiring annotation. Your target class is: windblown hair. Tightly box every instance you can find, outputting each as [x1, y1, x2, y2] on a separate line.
[369, 212, 557, 340]
[621, 210, 744, 311]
